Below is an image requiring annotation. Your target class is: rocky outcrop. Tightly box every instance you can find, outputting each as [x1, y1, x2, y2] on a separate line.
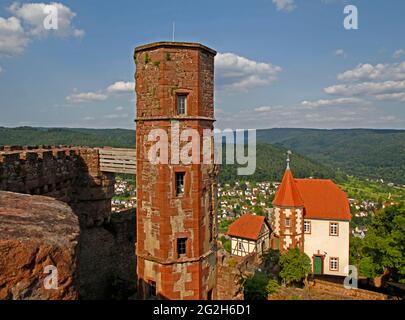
[0, 191, 80, 300]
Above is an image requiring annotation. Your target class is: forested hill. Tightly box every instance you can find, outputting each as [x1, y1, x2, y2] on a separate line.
[256, 128, 405, 185]
[0, 127, 136, 148]
[0, 126, 337, 183]
[1, 126, 404, 184]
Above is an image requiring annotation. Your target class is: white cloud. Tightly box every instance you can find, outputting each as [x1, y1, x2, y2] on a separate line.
[0, 66, 2, 74]
[115, 106, 124, 111]
[375, 92, 405, 102]
[107, 81, 135, 94]
[215, 53, 282, 91]
[272, 0, 296, 12]
[0, 2, 83, 56]
[324, 80, 405, 97]
[254, 106, 273, 112]
[301, 97, 365, 108]
[334, 49, 347, 58]
[0, 16, 29, 56]
[324, 80, 405, 96]
[9, 2, 84, 38]
[337, 61, 405, 82]
[393, 49, 405, 59]
[103, 113, 129, 119]
[66, 91, 108, 103]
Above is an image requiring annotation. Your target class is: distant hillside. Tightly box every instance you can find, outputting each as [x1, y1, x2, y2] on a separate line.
[219, 143, 338, 184]
[256, 128, 405, 185]
[1, 126, 404, 184]
[0, 126, 337, 184]
[0, 127, 135, 148]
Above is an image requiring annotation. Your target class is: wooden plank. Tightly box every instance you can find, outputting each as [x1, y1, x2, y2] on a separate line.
[100, 159, 136, 164]
[98, 147, 136, 174]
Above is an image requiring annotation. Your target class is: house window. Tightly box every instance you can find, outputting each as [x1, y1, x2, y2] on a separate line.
[285, 218, 290, 227]
[175, 172, 185, 196]
[177, 94, 187, 115]
[177, 238, 187, 257]
[238, 242, 243, 250]
[148, 280, 156, 297]
[330, 257, 339, 271]
[304, 221, 311, 234]
[330, 222, 339, 236]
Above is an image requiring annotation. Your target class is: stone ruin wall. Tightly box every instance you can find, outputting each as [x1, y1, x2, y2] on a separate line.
[0, 145, 136, 300]
[216, 250, 261, 300]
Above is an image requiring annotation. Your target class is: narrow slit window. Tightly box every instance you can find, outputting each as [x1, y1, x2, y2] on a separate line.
[177, 94, 187, 115]
[177, 238, 187, 257]
[175, 172, 185, 196]
[149, 281, 156, 297]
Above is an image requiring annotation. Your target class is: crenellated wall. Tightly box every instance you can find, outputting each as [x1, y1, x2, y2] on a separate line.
[0, 145, 114, 227]
[0, 145, 136, 300]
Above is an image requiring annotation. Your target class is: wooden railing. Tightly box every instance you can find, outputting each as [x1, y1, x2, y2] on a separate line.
[98, 148, 136, 174]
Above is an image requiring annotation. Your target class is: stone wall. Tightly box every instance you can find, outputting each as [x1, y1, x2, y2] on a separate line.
[0, 191, 80, 300]
[216, 250, 261, 300]
[0, 145, 136, 300]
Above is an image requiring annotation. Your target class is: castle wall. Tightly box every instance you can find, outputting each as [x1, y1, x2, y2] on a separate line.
[0, 145, 136, 299]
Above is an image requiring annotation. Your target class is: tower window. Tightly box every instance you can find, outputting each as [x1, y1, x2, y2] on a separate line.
[148, 280, 156, 297]
[175, 172, 185, 196]
[285, 218, 290, 227]
[177, 238, 187, 257]
[177, 94, 187, 115]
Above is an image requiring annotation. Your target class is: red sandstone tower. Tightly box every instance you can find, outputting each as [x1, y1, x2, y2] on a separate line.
[134, 42, 218, 300]
[271, 158, 305, 253]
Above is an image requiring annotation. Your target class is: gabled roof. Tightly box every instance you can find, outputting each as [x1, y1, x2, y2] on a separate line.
[294, 179, 351, 221]
[272, 169, 304, 207]
[227, 214, 268, 241]
[272, 168, 351, 221]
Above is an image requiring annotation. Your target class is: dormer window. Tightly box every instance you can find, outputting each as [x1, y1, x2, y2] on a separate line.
[177, 94, 187, 115]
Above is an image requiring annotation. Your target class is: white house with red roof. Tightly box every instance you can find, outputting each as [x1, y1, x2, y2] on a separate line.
[227, 214, 271, 257]
[271, 158, 351, 277]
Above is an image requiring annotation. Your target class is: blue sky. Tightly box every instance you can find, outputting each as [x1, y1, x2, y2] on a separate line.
[0, 0, 404, 129]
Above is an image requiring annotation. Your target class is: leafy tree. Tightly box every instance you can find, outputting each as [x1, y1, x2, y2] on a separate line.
[279, 248, 312, 286]
[359, 204, 405, 283]
[349, 235, 363, 269]
[243, 272, 270, 300]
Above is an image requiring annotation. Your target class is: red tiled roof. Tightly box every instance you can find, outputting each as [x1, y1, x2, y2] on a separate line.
[272, 169, 304, 207]
[227, 214, 267, 240]
[294, 179, 351, 221]
[272, 169, 351, 221]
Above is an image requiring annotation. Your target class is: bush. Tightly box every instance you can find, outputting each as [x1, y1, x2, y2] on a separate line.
[243, 272, 269, 300]
[266, 279, 280, 295]
[279, 248, 312, 286]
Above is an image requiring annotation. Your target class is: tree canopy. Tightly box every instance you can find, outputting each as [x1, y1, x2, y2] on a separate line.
[279, 248, 312, 285]
[359, 204, 405, 283]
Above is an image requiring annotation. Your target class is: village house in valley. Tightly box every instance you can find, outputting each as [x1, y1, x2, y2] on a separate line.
[226, 155, 351, 277]
[271, 165, 351, 277]
[227, 214, 271, 257]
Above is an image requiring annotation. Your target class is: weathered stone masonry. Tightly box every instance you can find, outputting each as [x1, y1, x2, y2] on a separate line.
[135, 42, 219, 300]
[0, 145, 136, 299]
